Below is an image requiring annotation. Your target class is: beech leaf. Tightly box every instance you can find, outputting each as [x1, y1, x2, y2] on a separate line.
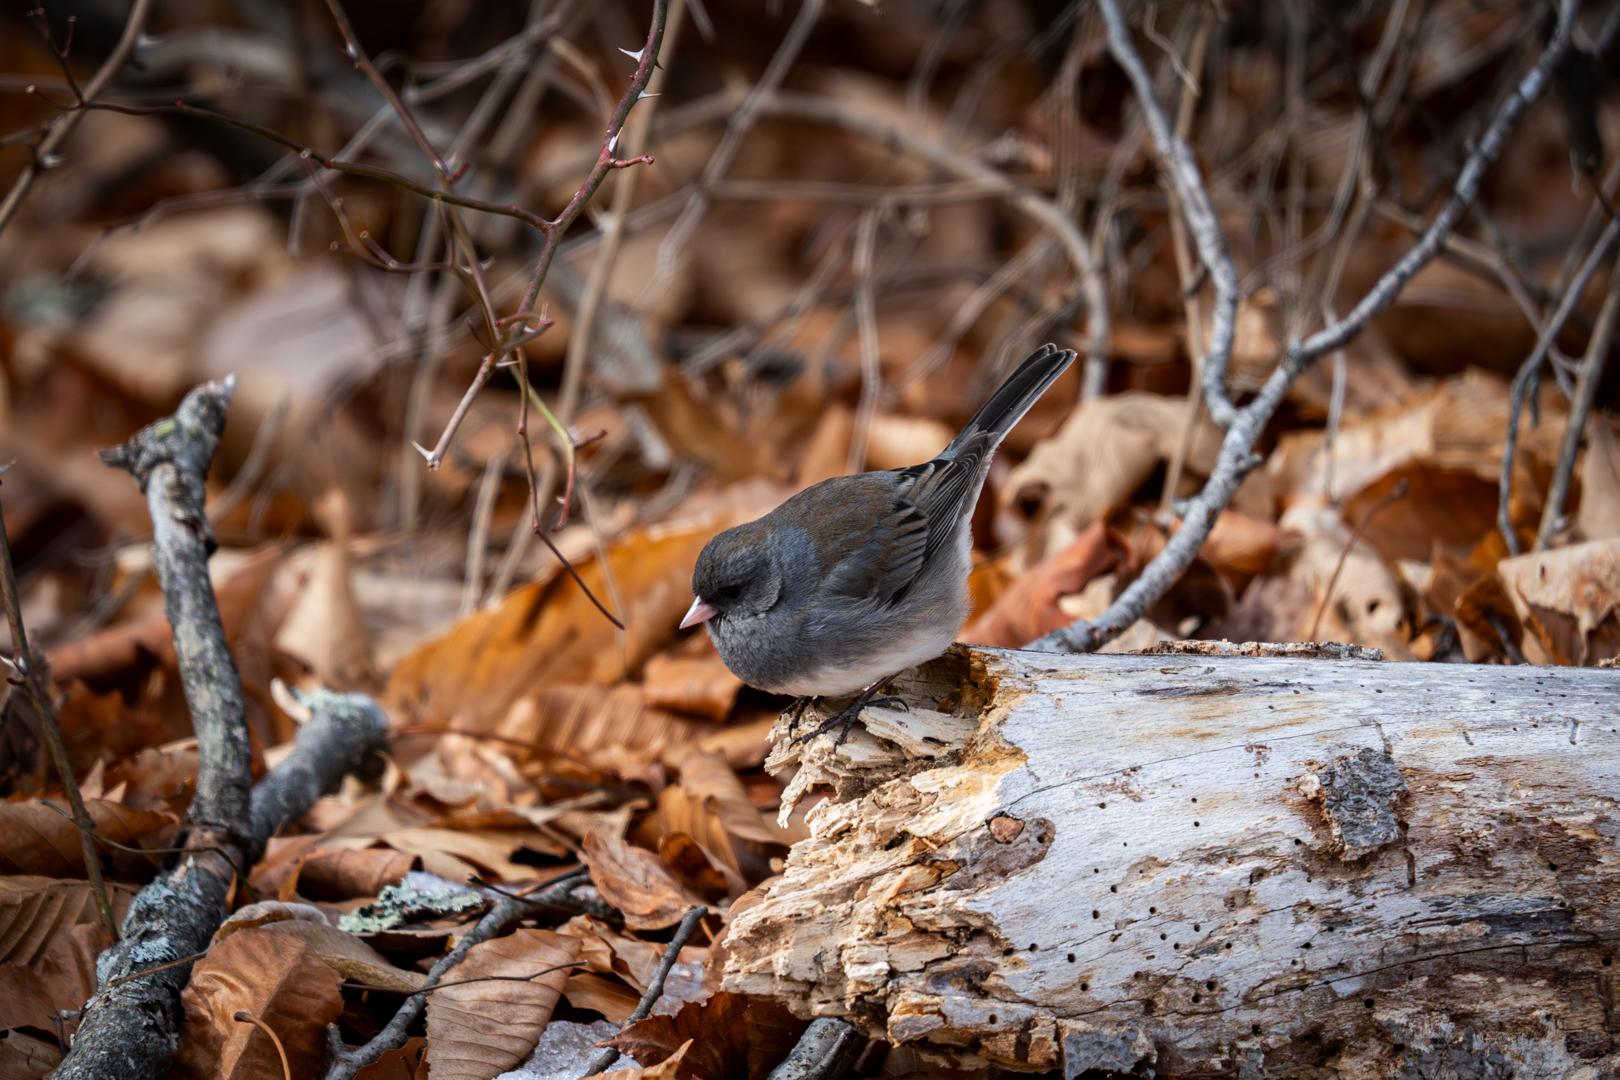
[171, 927, 344, 1080]
[423, 928, 581, 1080]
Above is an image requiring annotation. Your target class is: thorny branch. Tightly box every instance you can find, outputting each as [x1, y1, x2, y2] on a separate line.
[1030, 0, 1580, 654]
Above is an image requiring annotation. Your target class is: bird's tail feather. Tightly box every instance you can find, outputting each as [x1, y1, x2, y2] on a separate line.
[946, 343, 1077, 455]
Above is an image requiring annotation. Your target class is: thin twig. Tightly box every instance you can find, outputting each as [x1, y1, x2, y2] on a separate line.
[755, 92, 1109, 388]
[581, 905, 708, 1077]
[419, 0, 670, 473]
[1031, 0, 1579, 653]
[0, 0, 156, 239]
[462, 447, 513, 616]
[234, 1012, 292, 1080]
[1536, 267, 1620, 550]
[1499, 216, 1620, 556]
[40, 800, 257, 901]
[641, 0, 825, 308]
[0, 479, 117, 936]
[342, 960, 586, 995]
[846, 208, 883, 476]
[324, 874, 617, 1080]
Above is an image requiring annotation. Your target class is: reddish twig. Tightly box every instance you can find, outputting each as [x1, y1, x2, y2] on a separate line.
[0, 0, 156, 238]
[234, 1012, 292, 1080]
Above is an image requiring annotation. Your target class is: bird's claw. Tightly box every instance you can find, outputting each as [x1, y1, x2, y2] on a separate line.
[789, 684, 908, 748]
[782, 695, 814, 735]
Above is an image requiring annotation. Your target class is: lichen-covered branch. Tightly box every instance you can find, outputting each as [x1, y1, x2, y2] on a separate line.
[54, 383, 392, 1080]
[99, 378, 254, 851]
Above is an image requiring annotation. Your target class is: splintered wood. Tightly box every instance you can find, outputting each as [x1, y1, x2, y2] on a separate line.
[722, 646, 1620, 1076]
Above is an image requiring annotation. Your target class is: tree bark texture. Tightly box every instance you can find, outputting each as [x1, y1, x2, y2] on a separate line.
[58, 380, 393, 1080]
[99, 377, 253, 854]
[57, 691, 390, 1080]
[722, 645, 1620, 1078]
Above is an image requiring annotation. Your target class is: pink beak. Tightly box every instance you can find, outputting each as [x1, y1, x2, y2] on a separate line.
[680, 596, 718, 629]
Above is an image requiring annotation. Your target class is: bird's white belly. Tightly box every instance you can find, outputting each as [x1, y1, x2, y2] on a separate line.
[766, 623, 959, 698]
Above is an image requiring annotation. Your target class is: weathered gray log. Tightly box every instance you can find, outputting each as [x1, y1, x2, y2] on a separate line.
[723, 644, 1620, 1078]
[57, 381, 392, 1080]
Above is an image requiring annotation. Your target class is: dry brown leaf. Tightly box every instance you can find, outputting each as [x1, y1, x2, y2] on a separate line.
[1454, 569, 1525, 663]
[1577, 418, 1620, 542]
[0, 965, 60, 1033]
[960, 523, 1125, 647]
[353, 1036, 425, 1080]
[604, 992, 805, 1080]
[554, 913, 706, 993]
[246, 835, 324, 903]
[1276, 502, 1411, 659]
[171, 927, 344, 1080]
[113, 742, 201, 813]
[0, 1030, 60, 1080]
[582, 829, 699, 930]
[864, 414, 953, 471]
[0, 799, 175, 877]
[503, 683, 720, 774]
[562, 970, 642, 1022]
[274, 489, 377, 687]
[0, 876, 135, 967]
[216, 899, 424, 989]
[45, 612, 174, 684]
[658, 833, 736, 904]
[642, 651, 744, 722]
[423, 928, 580, 1080]
[656, 786, 744, 879]
[1266, 371, 1564, 512]
[662, 745, 787, 847]
[296, 847, 420, 901]
[32, 922, 113, 1033]
[695, 717, 775, 772]
[383, 482, 785, 736]
[1004, 393, 1222, 549]
[1199, 511, 1284, 594]
[375, 828, 549, 883]
[795, 405, 854, 487]
[52, 685, 172, 778]
[262, 921, 426, 992]
[1496, 539, 1620, 665]
[613, 1039, 693, 1080]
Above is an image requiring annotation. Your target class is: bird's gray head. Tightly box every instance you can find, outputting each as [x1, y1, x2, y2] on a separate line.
[681, 522, 784, 629]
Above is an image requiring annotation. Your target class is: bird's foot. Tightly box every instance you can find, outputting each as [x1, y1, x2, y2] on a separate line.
[782, 695, 814, 735]
[791, 682, 902, 748]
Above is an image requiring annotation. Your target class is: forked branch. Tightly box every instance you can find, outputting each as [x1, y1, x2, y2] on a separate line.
[1030, 0, 1578, 654]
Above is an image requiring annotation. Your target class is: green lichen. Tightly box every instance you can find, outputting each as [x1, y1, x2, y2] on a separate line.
[338, 878, 484, 933]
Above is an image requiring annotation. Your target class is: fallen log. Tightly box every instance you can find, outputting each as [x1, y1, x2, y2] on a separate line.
[722, 643, 1620, 1078]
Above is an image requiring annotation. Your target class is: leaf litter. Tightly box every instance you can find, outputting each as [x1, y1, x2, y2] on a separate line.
[0, 0, 1618, 1078]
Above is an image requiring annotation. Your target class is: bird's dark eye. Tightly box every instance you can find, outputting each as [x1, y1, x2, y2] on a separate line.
[721, 585, 743, 601]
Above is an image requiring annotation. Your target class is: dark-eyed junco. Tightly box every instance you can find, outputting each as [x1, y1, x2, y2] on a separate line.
[679, 343, 1076, 742]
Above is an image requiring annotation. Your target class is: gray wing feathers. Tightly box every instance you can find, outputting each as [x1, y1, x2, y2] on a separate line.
[825, 344, 1075, 605]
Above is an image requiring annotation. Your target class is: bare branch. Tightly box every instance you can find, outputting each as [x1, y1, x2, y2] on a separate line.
[0, 0, 157, 239]
[582, 905, 708, 1076]
[1031, 0, 1579, 654]
[1536, 267, 1620, 550]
